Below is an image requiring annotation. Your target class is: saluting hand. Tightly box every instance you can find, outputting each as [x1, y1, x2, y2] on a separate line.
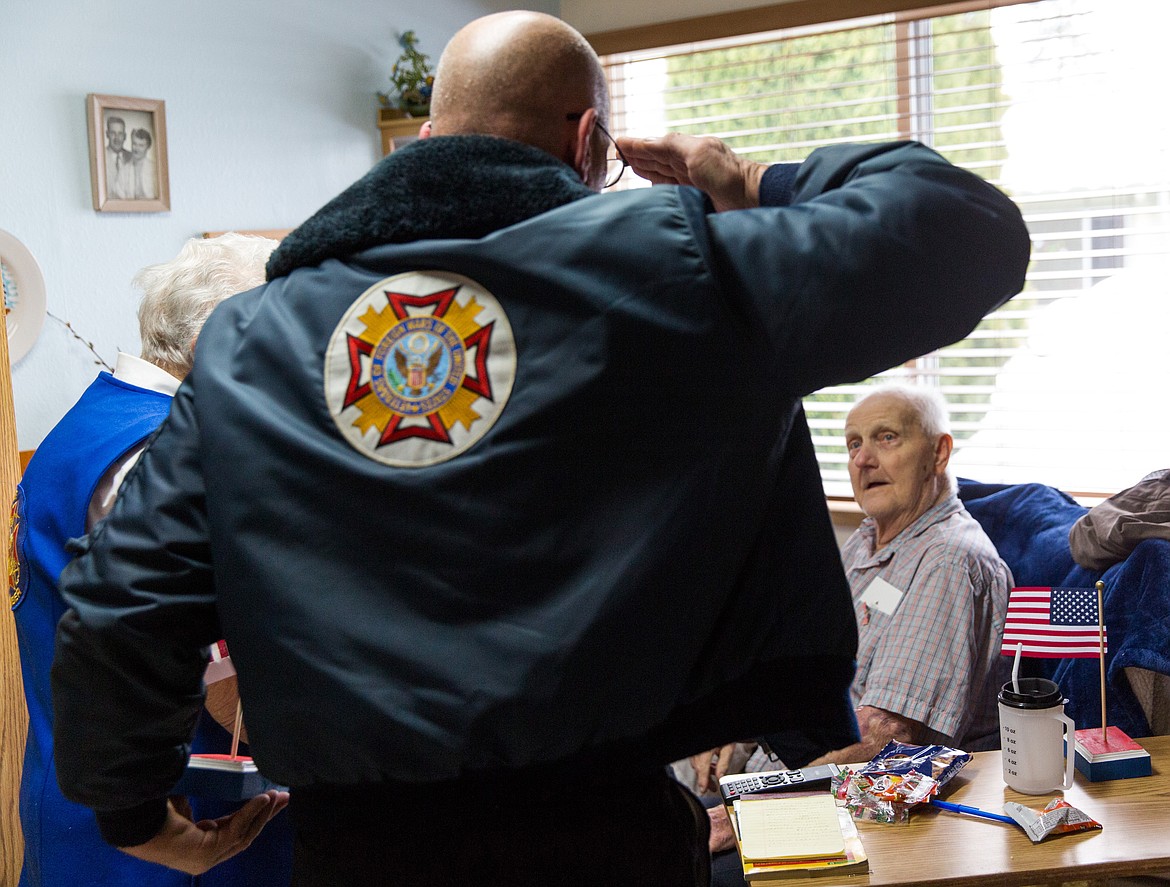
[616, 132, 767, 212]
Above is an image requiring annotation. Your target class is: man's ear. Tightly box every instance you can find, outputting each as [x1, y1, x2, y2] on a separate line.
[571, 108, 596, 183]
[418, 120, 433, 139]
[934, 432, 954, 473]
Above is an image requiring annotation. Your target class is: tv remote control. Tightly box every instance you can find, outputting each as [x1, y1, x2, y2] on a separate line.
[718, 763, 842, 801]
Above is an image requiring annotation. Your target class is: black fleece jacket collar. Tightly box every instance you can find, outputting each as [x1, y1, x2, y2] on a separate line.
[266, 135, 596, 281]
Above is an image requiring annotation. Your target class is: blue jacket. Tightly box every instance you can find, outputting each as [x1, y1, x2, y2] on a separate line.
[53, 135, 1031, 845]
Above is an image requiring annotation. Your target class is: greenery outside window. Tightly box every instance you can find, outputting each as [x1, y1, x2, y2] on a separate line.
[600, 0, 1170, 497]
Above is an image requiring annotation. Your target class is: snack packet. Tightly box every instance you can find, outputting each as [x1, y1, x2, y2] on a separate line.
[1003, 799, 1103, 843]
[833, 741, 971, 825]
[862, 741, 971, 786]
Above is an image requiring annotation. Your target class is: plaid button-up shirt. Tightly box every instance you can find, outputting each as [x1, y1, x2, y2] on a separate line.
[842, 495, 1013, 750]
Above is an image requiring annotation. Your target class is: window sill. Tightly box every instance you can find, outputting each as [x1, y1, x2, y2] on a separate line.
[826, 497, 865, 532]
[826, 492, 1107, 520]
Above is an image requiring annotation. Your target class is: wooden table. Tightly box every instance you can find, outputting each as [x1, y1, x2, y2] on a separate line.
[752, 734, 1170, 887]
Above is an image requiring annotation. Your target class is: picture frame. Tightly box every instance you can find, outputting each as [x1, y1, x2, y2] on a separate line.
[378, 109, 424, 156]
[202, 229, 292, 241]
[87, 93, 170, 213]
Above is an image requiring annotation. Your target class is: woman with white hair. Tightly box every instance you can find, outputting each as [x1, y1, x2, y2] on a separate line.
[13, 234, 285, 887]
[136, 233, 277, 379]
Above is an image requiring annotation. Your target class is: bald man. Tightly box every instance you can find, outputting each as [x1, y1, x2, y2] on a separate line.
[52, 10, 1030, 886]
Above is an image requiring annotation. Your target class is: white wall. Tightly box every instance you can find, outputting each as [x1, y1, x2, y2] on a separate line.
[2, 0, 555, 449]
[562, 0, 795, 36]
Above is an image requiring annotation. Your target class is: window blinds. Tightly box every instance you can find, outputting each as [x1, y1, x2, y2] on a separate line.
[602, 0, 1170, 496]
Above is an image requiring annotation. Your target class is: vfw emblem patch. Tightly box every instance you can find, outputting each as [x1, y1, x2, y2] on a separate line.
[324, 271, 516, 467]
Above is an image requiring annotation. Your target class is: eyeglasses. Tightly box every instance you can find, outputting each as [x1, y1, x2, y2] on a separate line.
[566, 113, 629, 189]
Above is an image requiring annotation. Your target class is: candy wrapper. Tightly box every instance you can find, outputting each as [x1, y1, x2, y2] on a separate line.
[864, 741, 971, 785]
[833, 769, 937, 823]
[1004, 799, 1102, 843]
[832, 741, 971, 824]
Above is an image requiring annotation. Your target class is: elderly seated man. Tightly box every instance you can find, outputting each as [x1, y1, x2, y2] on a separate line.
[700, 383, 1013, 861]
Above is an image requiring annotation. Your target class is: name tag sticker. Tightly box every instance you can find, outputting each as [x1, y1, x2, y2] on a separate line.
[861, 577, 904, 616]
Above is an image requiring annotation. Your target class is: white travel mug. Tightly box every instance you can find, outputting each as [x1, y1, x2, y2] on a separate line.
[998, 677, 1075, 794]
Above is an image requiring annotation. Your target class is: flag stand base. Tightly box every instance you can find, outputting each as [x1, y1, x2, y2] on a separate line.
[1073, 726, 1152, 781]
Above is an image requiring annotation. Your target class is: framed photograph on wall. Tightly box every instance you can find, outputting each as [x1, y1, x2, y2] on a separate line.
[202, 229, 293, 241]
[86, 93, 170, 213]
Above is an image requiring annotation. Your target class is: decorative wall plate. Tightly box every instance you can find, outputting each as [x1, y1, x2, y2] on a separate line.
[0, 228, 47, 364]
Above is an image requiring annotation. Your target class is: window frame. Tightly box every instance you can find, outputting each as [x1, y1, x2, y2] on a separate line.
[585, 0, 1039, 57]
[592, 0, 1167, 500]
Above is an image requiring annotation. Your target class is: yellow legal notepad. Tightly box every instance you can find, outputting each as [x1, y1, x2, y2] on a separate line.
[736, 793, 846, 863]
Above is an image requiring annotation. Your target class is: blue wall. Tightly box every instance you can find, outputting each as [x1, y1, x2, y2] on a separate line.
[2, 0, 556, 448]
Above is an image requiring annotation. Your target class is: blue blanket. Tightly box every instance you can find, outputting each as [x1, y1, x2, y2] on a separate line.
[959, 479, 1170, 739]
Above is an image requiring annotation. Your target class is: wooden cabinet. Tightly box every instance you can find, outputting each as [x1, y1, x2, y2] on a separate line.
[378, 109, 425, 156]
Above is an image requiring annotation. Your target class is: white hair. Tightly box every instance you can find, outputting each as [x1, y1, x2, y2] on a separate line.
[134, 233, 277, 377]
[850, 383, 956, 494]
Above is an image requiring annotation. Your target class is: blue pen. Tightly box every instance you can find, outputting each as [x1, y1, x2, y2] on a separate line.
[930, 799, 1017, 824]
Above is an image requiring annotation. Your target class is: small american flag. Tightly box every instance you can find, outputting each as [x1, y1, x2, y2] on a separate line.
[1000, 586, 1108, 659]
[204, 638, 236, 683]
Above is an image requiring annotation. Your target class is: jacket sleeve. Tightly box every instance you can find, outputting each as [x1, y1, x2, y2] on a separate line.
[703, 140, 1031, 396]
[52, 382, 217, 848]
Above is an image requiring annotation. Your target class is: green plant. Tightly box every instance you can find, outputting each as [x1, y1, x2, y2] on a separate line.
[377, 30, 434, 116]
